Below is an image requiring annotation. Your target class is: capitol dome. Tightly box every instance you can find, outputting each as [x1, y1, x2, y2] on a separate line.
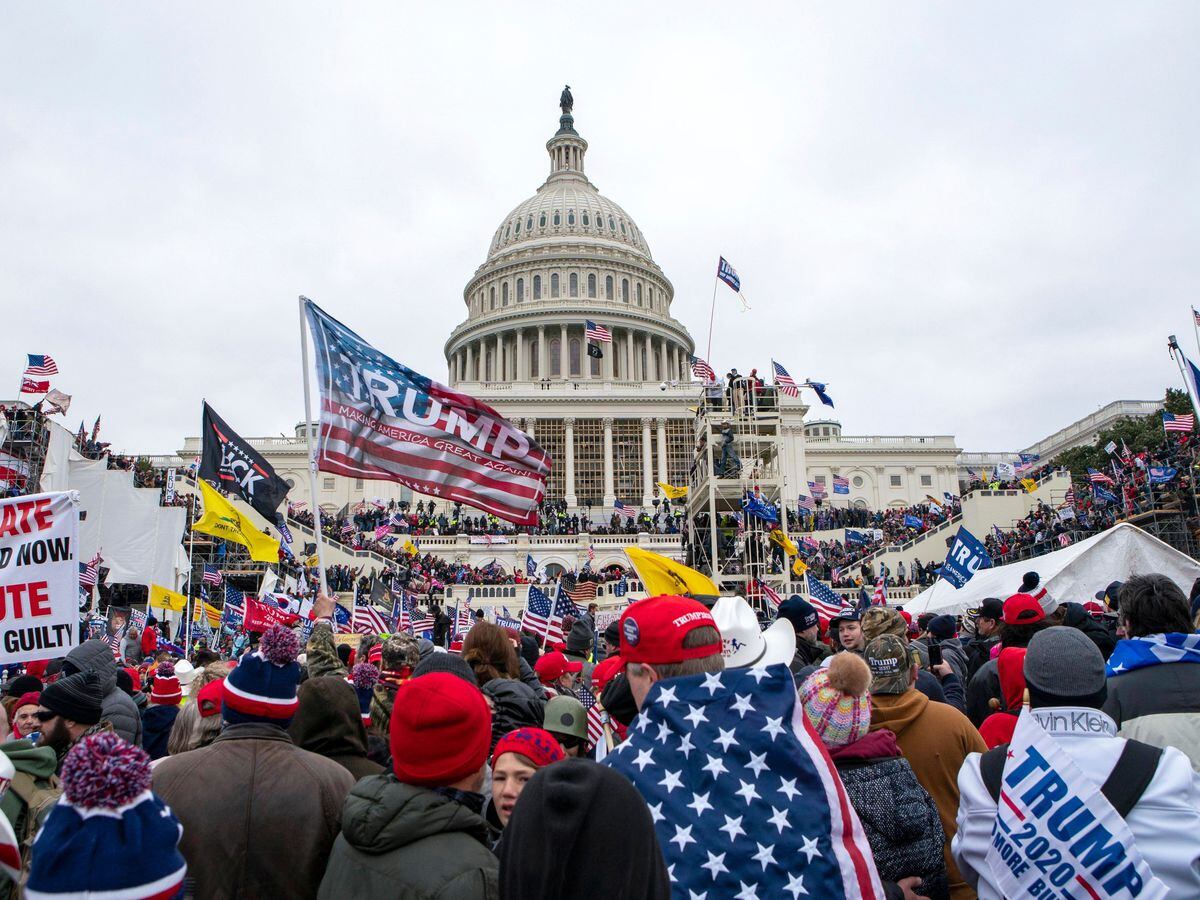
[445, 95, 693, 388]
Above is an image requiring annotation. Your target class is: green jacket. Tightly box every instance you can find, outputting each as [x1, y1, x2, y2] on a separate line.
[0, 739, 59, 899]
[306, 621, 346, 680]
[319, 775, 499, 900]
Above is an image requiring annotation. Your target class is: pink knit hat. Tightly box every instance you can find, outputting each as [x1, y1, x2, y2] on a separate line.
[800, 654, 872, 748]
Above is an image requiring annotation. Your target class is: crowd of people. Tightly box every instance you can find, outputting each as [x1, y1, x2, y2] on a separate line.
[5, 567, 1200, 898]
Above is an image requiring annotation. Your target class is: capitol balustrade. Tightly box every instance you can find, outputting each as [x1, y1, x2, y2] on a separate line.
[455, 378, 700, 397]
[442, 577, 645, 610]
[805, 434, 958, 448]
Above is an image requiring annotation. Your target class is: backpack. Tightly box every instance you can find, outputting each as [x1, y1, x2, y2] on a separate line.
[7, 770, 62, 895]
[979, 738, 1162, 817]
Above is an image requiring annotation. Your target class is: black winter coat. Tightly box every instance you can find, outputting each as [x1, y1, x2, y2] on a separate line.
[1061, 602, 1117, 659]
[480, 678, 545, 753]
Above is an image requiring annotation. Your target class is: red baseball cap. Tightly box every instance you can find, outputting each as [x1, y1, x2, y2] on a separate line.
[197, 677, 225, 718]
[1003, 593, 1045, 625]
[533, 651, 583, 684]
[592, 654, 624, 692]
[619, 596, 721, 665]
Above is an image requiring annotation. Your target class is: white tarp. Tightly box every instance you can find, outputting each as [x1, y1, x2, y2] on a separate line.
[38, 420, 82, 493]
[907, 523, 1200, 616]
[71, 457, 186, 589]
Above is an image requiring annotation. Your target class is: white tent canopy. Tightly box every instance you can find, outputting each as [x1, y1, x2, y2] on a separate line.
[907, 523, 1200, 616]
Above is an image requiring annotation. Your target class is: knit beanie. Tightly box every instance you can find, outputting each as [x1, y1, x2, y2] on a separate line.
[800, 654, 872, 748]
[39, 672, 103, 725]
[492, 727, 565, 768]
[348, 663, 380, 725]
[174, 659, 197, 689]
[412, 651, 476, 684]
[149, 661, 182, 706]
[7, 674, 42, 698]
[26, 733, 186, 898]
[390, 672, 491, 787]
[1024, 626, 1106, 704]
[222, 625, 302, 726]
[927, 615, 957, 641]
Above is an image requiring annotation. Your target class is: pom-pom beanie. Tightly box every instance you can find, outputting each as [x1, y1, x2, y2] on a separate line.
[149, 661, 182, 706]
[800, 654, 872, 748]
[348, 663, 380, 725]
[222, 625, 301, 726]
[390, 672, 491, 787]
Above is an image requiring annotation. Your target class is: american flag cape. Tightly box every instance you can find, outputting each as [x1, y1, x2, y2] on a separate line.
[303, 299, 551, 525]
[805, 575, 844, 626]
[605, 667, 883, 899]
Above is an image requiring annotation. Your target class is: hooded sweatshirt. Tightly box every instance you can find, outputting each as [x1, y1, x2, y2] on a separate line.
[141, 704, 179, 760]
[870, 688, 986, 900]
[63, 639, 142, 746]
[318, 774, 498, 899]
[289, 676, 383, 782]
[498, 758, 670, 900]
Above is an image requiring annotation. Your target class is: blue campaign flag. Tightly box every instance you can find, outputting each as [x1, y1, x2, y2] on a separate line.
[937, 527, 992, 589]
[614, 574, 628, 597]
[903, 514, 923, 529]
[1018, 452, 1040, 464]
[716, 256, 741, 292]
[1093, 485, 1120, 504]
[803, 381, 835, 408]
[334, 604, 352, 628]
[742, 491, 779, 524]
[525, 553, 536, 576]
[1148, 466, 1178, 484]
[844, 529, 867, 547]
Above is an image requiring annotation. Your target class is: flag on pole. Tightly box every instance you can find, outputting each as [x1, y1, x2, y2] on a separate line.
[832, 475, 850, 495]
[525, 554, 536, 577]
[1163, 411, 1194, 432]
[754, 578, 783, 608]
[585, 320, 612, 343]
[797, 494, 816, 511]
[23, 354, 58, 376]
[353, 606, 393, 635]
[199, 402, 291, 526]
[521, 586, 560, 642]
[201, 565, 223, 586]
[191, 478, 281, 563]
[42, 390, 71, 415]
[716, 256, 740, 292]
[802, 380, 835, 408]
[872, 577, 887, 606]
[576, 686, 605, 745]
[1087, 468, 1115, 485]
[1193, 307, 1200, 328]
[808, 480, 827, 500]
[90, 415, 102, 442]
[656, 482, 688, 500]
[19, 379, 48, 394]
[689, 356, 716, 383]
[771, 360, 799, 397]
[303, 299, 550, 525]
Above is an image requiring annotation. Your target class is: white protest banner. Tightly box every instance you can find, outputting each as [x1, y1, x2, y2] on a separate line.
[0, 492, 78, 664]
[996, 461, 1016, 480]
[165, 467, 177, 504]
[986, 709, 1168, 899]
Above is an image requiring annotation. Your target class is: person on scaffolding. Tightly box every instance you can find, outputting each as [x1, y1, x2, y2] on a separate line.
[717, 421, 740, 477]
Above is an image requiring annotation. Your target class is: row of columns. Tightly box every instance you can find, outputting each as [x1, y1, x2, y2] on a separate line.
[517, 416, 673, 508]
[449, 325, 689, 384]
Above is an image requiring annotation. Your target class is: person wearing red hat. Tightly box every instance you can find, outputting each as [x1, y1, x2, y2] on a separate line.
[489, 727, 564, 833]
[964, 593, 1048, 726]
[10, 693, 40, 741]
[619, 595, 724, 711]
[533, 651, 582, 697]
[319, 672, 499, 898]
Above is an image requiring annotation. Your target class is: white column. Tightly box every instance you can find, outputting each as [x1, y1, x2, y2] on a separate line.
[602, 417, 615, 506]
[657, 338, 666, 383]
[656, 417, 668, 486]
[564, 417, 577, 507]
[464, 344, 474, 382]
[493, 334, 501, 382]
[560, 323, 568, 379]
[525, 417, 535, 441]
[537, 324, 546, 379]
[604, 330, 614, 380]
[641, 417, 653, 507]
[583, 325, 592, 381]
[624, 331, 633, 381]
[516, 329, 525, 381]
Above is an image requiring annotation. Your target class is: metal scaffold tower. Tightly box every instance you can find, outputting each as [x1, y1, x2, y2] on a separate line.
[685, 386, 791, 616]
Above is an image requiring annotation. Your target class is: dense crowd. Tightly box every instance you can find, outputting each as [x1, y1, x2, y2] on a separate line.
[5, 567, 1200, 898]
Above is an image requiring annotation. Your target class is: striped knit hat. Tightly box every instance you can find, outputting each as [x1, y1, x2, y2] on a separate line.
[223, 626, 302, 726]
[348, 663, 381, 725]
[149, 661, 182, 706]
[799, 654, 872, 748]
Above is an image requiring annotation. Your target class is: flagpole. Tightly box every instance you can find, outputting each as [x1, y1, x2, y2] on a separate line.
[705, 275, 719, 364]
[298, 296, 330, 597]
[184, 497, 195, 653]
[1192, 309, 1200, 360]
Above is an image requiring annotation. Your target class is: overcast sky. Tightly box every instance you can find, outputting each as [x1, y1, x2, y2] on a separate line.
[2, 3, 1197, 456]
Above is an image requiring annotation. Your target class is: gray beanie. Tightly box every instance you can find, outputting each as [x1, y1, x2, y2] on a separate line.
[412, 651, 476, 685]
[1024, 626, 1105, 697]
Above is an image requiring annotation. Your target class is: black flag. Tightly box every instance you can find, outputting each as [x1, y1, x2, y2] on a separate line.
[587, 343, 603, 359]
[199, 402, 290, 525]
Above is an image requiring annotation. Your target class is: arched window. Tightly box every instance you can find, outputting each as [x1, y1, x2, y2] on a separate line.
[587, 273, 597, 298]
[582, 212, 590, 226]
[553, 211, 561, 226]
[590, 349, 600, 376]
[567, 209, 575, 225]
[569, 339, 581, 376]
[549, 339, 561, 374]
[485, 350, 494, 382]
[529, 340, 539, 378]
[569, 273, 578, 297]
[533, 275, 542, 300]
[640, 345, 648, 379]
[502, 282, 509, 306]
[504, 225, 510, 239]
[620, 220, 627, 235]
[516, 278, 524, 301]
[526, 216, 533, 231]
[539, 213, 547, 227]
[489, 287, 495, 310]
[605, 276, 614, 300]
[551, 274, 560, 298]
[609, 216, 616, 231]
[514, 219, 521, 234]
[635, 283, 643, 305]
[621, 279, 630, 302]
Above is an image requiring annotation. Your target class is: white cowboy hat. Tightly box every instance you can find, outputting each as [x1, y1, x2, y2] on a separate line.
[711, 596, 796, 670]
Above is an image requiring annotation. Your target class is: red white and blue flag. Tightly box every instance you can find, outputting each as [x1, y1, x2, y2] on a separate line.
[872, 577, 887, 606]
[690, 356, 717, 383]
[24, 354, 58, 376]
[585, 320, 612, 343]
[353, 605, 393, 635]
[808, 480, 827, 500]
[717, 256, 741, 292]
[576, 686, 605, 745]
[202, 565, 222, 586]
[19, 379, 48, 395]
[771, 360, 799, 397]
[754, 578, 784, 608]
[832, 475, 850, 495]
[304, 299, 551, 525]
[1087, 467, 1115, 485]
[806, 576, 845, 626]
[1163, 411, 1194, 433]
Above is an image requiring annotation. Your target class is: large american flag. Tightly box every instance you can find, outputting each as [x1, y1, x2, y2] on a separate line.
[353, 605, 394, 635]
[24, 354, 58, 376]
[585, 320, 612, 343]
[771, 360, 799, 397]
[754, 578, 784, 608]
[606, 667, 883, 899]
[521, 585, 569, 643]
[1087, 467, 1116, 485]
[202, 565, 223, 586]
[805, 575, 845, 626]
[565, 580, 595, 609]
[1163, 411, 1195, 433]
[304, 299, 551, 526]
[690, 355, 717, 383]
[78, 552, 103, 591]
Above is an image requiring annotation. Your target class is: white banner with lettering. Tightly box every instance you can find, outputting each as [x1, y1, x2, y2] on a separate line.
[0, 491, 78, 664]
[986, 709, 1167, 899]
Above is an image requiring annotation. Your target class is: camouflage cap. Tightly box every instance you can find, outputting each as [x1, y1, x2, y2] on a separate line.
[865, 634, 915, 695]
[861, 606, 908, 644]
[380, 633, 420, 672]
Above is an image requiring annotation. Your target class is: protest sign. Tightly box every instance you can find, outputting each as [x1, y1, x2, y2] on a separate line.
[106, 606, 131, 638]
[0, 492, 78, 663]
[243, 596, 299, 631]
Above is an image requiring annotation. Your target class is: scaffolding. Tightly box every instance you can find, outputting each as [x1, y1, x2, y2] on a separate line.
[0, 402, 50, 495]
[685, 385, 791, 615]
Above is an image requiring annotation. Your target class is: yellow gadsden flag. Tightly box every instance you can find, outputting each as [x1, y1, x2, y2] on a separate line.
[624, 547, 719, 600]
[1020, 478, 1038, 494]
[150, 584, 188, 612]
[792, 556, 809, 577]
[192, 478, 281, 563]
[768, 528, 799, 556]
[657, 482, 689, 500]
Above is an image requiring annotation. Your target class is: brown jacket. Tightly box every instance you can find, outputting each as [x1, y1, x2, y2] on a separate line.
[870, 687, 986, 900]
[152, 722, 354, 900]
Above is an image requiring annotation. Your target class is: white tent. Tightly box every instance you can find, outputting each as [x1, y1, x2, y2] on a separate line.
[907, 523, 1200, 616]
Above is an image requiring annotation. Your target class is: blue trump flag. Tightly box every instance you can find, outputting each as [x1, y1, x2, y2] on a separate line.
[742, 491, 779, 524]
[1093, 485, 1120, 504]
[1148, 466, 1177, 484]
[937, 527, 992, 589]
[803, 381, 835, 408]
[844, 529, 867, 547]
[903, 514, 923, 529]
[525, 553, 536, 576]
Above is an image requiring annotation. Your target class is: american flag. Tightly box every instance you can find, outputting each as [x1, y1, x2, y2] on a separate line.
[454, 595, 473, 635]
[808, 480, 827, 500]
[576, 686, 606, 745]
[716, 256, 741, 292]
[771, 360, 799, 397]
[521, 586, 557, 641]
[690, 356, 717, 383]
[1193, 307, 1200, 327]
[585, 320, 612, 343]
[605, 666, 884, 899]
[832, 475, 850, 495]
[1063, 487, 1077, 507]
[303, 299, 551, 526]
[1163, 411, 1195, 432]
[754, 578, 784, 608]
[340, 522, 355, 535]
[105, 633, 122, 659]
[353, 605, 393, 635]
[19, 379, 48, 395]
[797, 494, 816, 511]
[614, 499, 635, 515]
[587, 545, 596, 563]
[78, 552, 103, 591]
[1087, 467, 1115, 485]
[805, 575, 845, 626]
[24, 354, 58, 376]
[872, 577, 887, 606]
[374, 523, 392, 540]
[565, 580, 596, 609]
[202, 565, 222, 585]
